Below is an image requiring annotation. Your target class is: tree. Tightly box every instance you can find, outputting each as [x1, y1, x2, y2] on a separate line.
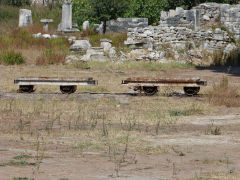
[0, 0, 30, 6]
[88, 0, 129, 33]
[124, 0, 169, 25]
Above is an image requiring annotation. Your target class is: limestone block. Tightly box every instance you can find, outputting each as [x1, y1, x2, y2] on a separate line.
[203, 15, 210, 21]
[169, 10, 177, 17]
[81, 47, 108, 61]
[19, 9, 32, 27]
[69, 40, 91, 51]
[42, 34, 51, 39]
[109, 47, 117, 58]
[100, 39, 112, 52]
[176, 7, 184, 16]
[83, 21, 90, 31]
[161, 11, 169, 18]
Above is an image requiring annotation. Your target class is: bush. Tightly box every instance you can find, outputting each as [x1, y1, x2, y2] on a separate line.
[0, 51, 24, 65]
[0, 0, 30, 7]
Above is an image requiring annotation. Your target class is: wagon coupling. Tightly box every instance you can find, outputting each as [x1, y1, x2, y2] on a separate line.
[14, 77, 98, 94]
[122, 77, 207, 96]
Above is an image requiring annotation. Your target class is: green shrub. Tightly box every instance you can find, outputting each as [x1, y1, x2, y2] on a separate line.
[0, 0, 30, 7]
[0, 51, 24, 65]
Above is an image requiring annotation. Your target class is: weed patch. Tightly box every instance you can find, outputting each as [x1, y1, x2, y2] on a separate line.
[89, 32, 127, 47]
[13, 154, 32, 160]
[36, 49, 66, 65]
[0, 51, 24, 65]
[207, 76, 240, 107]
[0, 161, 36, 167]
[13, 178, 34, 180]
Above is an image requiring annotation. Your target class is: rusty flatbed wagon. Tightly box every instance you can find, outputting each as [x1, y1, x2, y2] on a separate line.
[14, 77, 98, 94]
[122, 77, 207, 96]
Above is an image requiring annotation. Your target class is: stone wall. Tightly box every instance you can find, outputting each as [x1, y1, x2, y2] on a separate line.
[125, 26, 232, 52]
[194, 3, 240, 39]
[159, 3, 240, 40]
[159, 8, 200, 30]
[94, 18, 148, 33]
[106, 18, 148, 33]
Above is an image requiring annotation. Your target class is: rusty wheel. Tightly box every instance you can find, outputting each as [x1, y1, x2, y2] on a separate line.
[19, 85, 35, 93]
[60, 86, 77, 94]
[143, 86, 158, 96]
[183, 87, 200, 96]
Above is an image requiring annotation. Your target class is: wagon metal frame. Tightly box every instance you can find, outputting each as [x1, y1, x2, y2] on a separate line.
[122, 77, 207, 96]
[14, 77, 98, 94]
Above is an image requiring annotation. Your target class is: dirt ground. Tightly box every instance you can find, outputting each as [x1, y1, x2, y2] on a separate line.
[0, 65, 240, 180]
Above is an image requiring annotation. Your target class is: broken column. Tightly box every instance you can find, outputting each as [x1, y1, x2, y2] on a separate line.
[19, 9, 33, 27]
[62, 0, 72, 30]
[58, 0, 79, 33]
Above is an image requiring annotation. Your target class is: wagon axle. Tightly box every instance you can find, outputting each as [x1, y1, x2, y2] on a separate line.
[14, 77, 207, 96]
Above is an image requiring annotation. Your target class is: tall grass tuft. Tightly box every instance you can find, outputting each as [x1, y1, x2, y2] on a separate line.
[88, 32, 127, 47]
[208, 76, 240, 107]
[0, 51, 24, 65]
[211, 49, 240, 66]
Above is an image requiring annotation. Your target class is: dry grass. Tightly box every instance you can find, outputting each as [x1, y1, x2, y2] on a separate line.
[0, 27, 69, 65]
[207, 76, 240, 107]
[36, 50, 66, 65]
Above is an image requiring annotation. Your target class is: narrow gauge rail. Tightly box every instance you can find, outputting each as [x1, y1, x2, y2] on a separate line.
[122, 77, 207, 96]
[14, 77, 98, 94]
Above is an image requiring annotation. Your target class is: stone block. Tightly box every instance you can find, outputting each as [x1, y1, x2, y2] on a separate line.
[169, 10, 177, 17]
[83, 21, 90, 31]
[160, 11, 169, 18]
[69, 40, 91, 51]
[19, 9, 32, 27]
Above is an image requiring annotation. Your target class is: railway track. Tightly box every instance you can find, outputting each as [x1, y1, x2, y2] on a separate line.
[13, 77, 207, 96]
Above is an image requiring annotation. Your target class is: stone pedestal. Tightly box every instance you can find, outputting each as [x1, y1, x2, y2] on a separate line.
[19, 9, 32, 27]
[40, 19, 53, 32]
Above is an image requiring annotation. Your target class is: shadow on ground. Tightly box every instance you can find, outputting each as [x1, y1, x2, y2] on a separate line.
[196, 66, 240, 77]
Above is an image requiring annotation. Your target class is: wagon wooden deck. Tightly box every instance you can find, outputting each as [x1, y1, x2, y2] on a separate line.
[122, 77, 207, 95]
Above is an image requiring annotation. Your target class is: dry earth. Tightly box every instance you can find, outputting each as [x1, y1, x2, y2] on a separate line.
[0, 65, 240, 180]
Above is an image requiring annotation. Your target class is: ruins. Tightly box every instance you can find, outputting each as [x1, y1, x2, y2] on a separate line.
[19, 9, 32, 27]
[58, 0, 79, 33]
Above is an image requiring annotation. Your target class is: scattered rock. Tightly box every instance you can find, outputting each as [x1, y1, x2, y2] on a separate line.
[51, 34, 59, 39]
[109, 47, 117, 58]
[224, 44, 237, 54]
[83, 21, 90, 31]
[68, 36, 76, 43]
[69, 40, 91, 52]
[120, 51, 127, 61]
[100, 39, 112, 52]
[81, 47, 108, 61]
[203, 15, 210, 21]
[118, 98, 130, 105]
[42, 34, 51, 39]
[128, 49, 148, 60]
[33, 33, 42, 38]
[65, 55, 82, 64]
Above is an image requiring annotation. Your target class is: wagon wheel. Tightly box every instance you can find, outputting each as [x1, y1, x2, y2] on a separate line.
[183, 87, 200, 96]
[143, 86, 158, 96]
[60, 86, 77, 94]
[19, 85, 36, 93]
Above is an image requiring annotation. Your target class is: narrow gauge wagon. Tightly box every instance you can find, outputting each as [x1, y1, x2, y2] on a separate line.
[122, 77, 207, 96]
[14, 77, 98, 94]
